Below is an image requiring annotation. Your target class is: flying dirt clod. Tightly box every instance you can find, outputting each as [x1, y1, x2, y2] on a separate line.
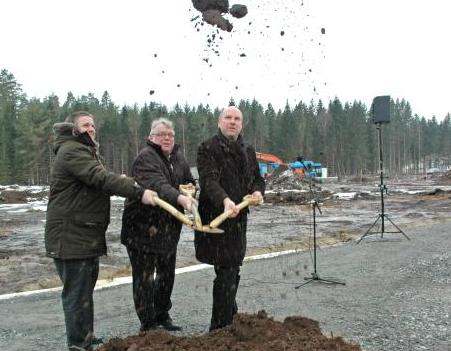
[191, 0, 248, 32]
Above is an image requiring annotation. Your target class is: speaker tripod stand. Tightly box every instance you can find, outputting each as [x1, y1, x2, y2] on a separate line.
[295, 164, 345, 289]
[357, 122, 410, 244]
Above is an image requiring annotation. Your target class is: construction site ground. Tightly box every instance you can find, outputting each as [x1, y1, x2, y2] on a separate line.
[0, 218, 449, 350]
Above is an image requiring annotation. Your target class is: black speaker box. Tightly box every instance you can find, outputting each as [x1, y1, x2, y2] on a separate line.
[372, 95, 391, 124]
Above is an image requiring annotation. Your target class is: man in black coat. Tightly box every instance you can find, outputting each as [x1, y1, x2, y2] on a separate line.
[121, 118, 195, 332]
[195, 106, 265, 331]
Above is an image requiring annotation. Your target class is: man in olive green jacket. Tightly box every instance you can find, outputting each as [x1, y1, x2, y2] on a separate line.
[45, 111, 156, 351]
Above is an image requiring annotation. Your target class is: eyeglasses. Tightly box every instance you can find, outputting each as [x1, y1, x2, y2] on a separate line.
[153, 132, 175, 139]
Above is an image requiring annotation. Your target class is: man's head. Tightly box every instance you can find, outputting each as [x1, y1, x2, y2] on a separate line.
[65, 111, 96, 141]
[149, 118, 175, 156]
[218, 106, 243, 140]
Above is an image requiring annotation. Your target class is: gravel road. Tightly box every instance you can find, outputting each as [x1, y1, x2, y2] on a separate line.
[0, 219, 449, 351]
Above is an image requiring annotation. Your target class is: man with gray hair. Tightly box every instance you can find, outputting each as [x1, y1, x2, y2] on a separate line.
[121, 118, 195, 332]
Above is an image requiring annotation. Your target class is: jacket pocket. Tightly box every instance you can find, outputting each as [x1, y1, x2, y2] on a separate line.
[45, 219, 65, 257]
[63, 213, 108, 255]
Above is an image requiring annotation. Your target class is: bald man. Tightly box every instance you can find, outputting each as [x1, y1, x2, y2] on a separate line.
[195, 106, 265, 330]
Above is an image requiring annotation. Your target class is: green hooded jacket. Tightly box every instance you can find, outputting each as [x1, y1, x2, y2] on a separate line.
[44, 122, 144, 259]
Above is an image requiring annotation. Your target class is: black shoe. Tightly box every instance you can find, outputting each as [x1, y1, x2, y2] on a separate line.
[156, 317, 182, 331]
[140, 323, 157, 332]
[91, 336, 104, 345]
[68, 346, 93, 351]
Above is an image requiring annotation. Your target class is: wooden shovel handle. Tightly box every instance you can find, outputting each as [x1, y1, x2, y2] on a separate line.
[209, 195, 262, 229]
[179, 184, 203, 229]
[191, 202, 203, 229]
[154, 197, 193, 227]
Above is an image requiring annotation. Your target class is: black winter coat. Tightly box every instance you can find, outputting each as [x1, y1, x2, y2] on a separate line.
[45, 122, 144, 259]
[121, 140, 194, 253]
[194, 131, 265, 267]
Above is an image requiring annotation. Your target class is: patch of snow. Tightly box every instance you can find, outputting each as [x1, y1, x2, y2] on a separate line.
[7, 208, 29, 214]
[0, 184, 48, 192]
[280, 169, 294, 177]
[0, 200, 48, 213]
[31, 205, 47, 212]
[265, 189, 307, 194]
[395, 188, 425, 195]
[0, 203, 28, 210]
[334, 192, 357, 200]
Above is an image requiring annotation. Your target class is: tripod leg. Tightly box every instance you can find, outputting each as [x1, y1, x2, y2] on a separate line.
[384, 215, 410, 240]
[294, 278, 314, 289]
[357, 215, 382, 244]
[315, 277, 346, 285]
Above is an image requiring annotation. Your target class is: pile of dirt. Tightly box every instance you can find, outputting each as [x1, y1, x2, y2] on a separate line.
[264, 169, 333, 203]
[440, 170, 451, 184]
[0, 188, 48, 204]
[0, 190, 28, 204]
[266, 169, 308, 191]
[99, 311, 361, 351]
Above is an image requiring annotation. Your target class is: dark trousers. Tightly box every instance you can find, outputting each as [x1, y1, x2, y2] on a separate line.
[210, 265, 240, 331]
[126, 246, 177, 330]
[54, 257, 99, 350]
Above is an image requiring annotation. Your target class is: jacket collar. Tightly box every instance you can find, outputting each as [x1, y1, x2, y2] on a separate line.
[53, 122, 97, 154]
[146, 139, 180, 159]
[216, 129, 244, 148]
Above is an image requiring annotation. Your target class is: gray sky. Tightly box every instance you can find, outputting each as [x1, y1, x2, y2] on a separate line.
[1, 0, 450, 120]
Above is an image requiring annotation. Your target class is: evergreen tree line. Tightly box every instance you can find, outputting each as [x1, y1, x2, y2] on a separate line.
[1, 69, 450, 185]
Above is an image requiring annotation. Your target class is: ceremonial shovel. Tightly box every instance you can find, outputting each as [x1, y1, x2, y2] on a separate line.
[209, 194, 263, 229]
[178, 184, 224, 234]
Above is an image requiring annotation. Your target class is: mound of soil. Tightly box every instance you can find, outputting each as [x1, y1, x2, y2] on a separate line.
[0, 190, 28, 204]
[99, 311, 361, 351]
[440, 170, 451, 183]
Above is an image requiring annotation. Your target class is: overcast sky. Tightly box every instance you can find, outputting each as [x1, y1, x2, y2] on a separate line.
[1, 0, 450, 120]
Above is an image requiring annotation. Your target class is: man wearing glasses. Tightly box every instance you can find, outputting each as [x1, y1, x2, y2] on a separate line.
[121, 118, 195, 332]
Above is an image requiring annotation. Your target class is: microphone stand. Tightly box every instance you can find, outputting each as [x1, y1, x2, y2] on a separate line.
[295, 158, 345, 289]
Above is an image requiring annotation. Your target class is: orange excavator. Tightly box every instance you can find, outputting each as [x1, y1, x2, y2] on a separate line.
[255, 152, 306, 178]
[255, 152, 284, 165]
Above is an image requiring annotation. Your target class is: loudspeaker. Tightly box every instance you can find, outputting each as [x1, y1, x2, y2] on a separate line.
[372, 95, 391, 124]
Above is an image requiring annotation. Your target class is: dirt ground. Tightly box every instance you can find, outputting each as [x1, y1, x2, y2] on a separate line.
[1, 217, 449, 351]
[1, 176, 451, 294]
[99, 311, 361, 351]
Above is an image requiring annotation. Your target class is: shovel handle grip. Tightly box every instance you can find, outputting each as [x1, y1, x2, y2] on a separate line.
[209, 200, 251, 229]
[154, 197, 193, 227]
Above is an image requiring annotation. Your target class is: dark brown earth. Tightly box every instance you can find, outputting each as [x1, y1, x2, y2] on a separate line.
[0, 190, 28, 204]
[98, 311, 361, 351]
[192, 0, 229, 13]
[441, 170, 451, 183]
[191, 0, 248, 32]
[229, 4, 247, 18]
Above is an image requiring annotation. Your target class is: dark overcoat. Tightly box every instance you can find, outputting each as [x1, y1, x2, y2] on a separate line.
[45, 122, 144, 259]
[194, 131, 265, 267]
[121, 140, 194, 253]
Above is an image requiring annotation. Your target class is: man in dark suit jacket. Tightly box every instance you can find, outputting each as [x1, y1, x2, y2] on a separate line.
[195, 106, 265, 331]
